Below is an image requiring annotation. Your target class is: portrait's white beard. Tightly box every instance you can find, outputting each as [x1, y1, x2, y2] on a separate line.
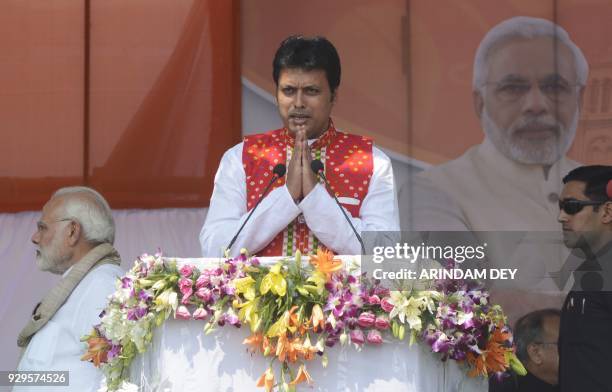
[36, 234, 71, 274]
[482, 107, 578, 165]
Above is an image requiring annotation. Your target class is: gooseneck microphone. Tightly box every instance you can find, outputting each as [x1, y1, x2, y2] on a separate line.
[310, 160, 366, 255]
[226, 163, 287, 254]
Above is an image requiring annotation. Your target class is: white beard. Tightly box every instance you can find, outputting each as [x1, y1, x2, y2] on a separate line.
[36, 234, 71, 275]
[482, 107, 578, 165]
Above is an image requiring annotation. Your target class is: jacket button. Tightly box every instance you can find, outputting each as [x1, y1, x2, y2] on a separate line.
[548, 192, 559, 203]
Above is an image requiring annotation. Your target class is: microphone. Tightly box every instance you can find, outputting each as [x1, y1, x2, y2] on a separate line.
[225, 163, 287, 254]
[310, 159, 366, 255]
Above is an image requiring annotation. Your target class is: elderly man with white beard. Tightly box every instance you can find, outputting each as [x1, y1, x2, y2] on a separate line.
[399, 17, 588, 323]
[15, 187, 123, 392]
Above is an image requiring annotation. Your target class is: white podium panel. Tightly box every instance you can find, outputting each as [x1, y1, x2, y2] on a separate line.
[125, 257, 487, 392]
[128, 316, 486, 392]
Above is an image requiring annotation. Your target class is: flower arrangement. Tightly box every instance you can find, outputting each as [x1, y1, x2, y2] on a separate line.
[82, 250, 525, 391]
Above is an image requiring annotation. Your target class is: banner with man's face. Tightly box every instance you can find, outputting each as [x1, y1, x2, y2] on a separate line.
[242, 0, 612, 166]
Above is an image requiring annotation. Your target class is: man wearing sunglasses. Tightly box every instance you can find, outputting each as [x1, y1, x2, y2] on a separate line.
[557, 165, 612, 391]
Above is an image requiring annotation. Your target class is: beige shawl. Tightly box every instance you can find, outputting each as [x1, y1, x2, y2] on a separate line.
[17, 243, 121, 347]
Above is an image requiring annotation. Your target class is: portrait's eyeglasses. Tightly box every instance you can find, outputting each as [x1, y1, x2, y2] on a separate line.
[558, 199, 604, 215]
[483, 77, 579, 103]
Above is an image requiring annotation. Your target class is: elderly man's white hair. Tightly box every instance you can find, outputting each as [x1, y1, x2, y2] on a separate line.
[473, 16, 589, 91]
[52, 186, 115, 245]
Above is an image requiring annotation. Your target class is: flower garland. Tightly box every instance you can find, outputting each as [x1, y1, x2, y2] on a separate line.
[82, 250, 526, 391]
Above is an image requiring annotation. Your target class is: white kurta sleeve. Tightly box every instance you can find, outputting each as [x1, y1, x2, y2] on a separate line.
[299, 146, 399, 255]
[199, 143, 301, 257]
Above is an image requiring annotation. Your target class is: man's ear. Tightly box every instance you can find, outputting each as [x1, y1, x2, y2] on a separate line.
[331, 89, 338, 104]
[67, 220, 82, 246]
[473, 90, 484, 119]
[602, 201, 612, 224]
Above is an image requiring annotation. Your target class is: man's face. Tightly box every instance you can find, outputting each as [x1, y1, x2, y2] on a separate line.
[477, 36, 581, 165]
[537, 315, 560, 384]
[558, 181, 604, 250]
[31, 198, 72, 274]
[276, 68, 335, 139]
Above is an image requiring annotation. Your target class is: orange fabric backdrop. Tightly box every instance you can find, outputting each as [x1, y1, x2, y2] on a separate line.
[0, 0, 241, 212]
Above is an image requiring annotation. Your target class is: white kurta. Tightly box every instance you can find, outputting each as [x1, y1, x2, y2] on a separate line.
[200, 141, 399, 257]
[401, 137, 579, 232]
[399, 137, 580, 322]
[15, 264, 124, 392]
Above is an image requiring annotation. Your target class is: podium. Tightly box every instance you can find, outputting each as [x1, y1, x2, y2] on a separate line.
[125, 257, 487, 392]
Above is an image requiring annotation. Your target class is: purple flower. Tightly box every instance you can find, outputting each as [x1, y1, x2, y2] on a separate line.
[195, 287, 213, 302]
[121, 277, 133, 289]
[357, 312, 376, 328]
[430, 332, 450, 353]
[179, 278, 193, 304]
[175, 305, 191, 320]
[178, 277, 193, 295]
[380, 297, 394, 313]
[179, 264, 195, 278]
[127, 305, 148, 321]
[138, 290, 152, 302]
[350, 329, 365, 345]
[196, 273, 210, 289]
[223, 285, 236, 296]
[193, 307, 208, 320]
[107, 344, 122, 361]
[374, 315, 390, 330]
[374, 286, 390, 298]
[226, 313, 240, 327]
[325, 335, 339, 347]
[367, 329, 383, 345]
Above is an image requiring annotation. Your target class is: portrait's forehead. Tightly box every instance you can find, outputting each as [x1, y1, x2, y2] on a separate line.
[486, 36, 577, 81]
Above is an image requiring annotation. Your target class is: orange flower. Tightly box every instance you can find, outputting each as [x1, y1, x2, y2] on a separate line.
[287, 336, 303, 363]
[467, 324, 512, 377]
[80, 336, 110, 367]
[467, 352, 486, 377]
[296, 335, 319, 361]
[243, 333, 264, 354]
[289, 364, 313, 386]
[288, 305, 301, 332]
[309, 249, 343, 280]
[275, 333, 289, 362]
[256, 368, 275, 392]
[275, 333, 303, 363]
[262, 336, 275, 356]
[298, 318, 311, 335]
[311, 304, 325, 332]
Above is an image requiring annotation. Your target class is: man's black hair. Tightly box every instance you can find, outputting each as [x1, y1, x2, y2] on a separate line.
[514, 308, 561, 362]
[563, 165, 612, 203]
[272, 35, 341, 95]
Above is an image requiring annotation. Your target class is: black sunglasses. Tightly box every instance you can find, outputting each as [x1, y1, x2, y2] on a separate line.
[558, 199, 604, 215]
